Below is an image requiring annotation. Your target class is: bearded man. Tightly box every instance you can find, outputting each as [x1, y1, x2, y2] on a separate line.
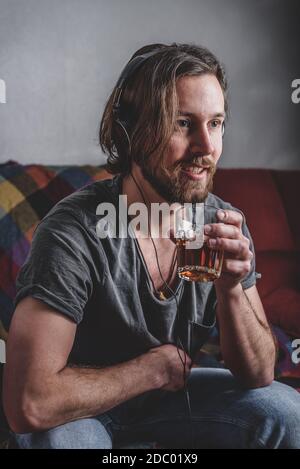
[3, 43, 300, 449]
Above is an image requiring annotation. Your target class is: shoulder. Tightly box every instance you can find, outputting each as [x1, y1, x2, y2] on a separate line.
[206, 192, 241, 214]
[37, 176, 121, 231]
[206, 192, 253, 243]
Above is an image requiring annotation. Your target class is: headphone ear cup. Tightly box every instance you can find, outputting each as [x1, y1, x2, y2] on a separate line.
[113, 117, 131, 155]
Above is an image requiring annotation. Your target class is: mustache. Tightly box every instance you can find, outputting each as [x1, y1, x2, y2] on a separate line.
[177, 156, 216, 171]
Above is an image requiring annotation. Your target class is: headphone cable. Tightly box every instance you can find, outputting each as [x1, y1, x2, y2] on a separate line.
[130, 172, 195, 449]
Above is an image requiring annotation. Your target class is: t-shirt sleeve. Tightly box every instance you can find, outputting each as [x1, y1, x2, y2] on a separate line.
[14, 209, 94, 324]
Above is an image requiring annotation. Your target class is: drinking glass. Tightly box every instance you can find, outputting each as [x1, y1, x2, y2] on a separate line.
[175, 204, 224, 282]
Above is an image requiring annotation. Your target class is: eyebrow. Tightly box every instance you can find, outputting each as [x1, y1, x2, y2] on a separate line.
[177, 110, 226, 119]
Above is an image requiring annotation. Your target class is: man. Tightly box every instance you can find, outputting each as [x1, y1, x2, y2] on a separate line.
[3, 43, 300, 449]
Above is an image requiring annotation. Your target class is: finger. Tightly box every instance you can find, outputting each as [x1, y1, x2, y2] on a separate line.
[204, 222, 243, 240]
[183, 354, 192, 370]
[183, 352, 192, 367]
[216, 209, 243, 229]
[177, 348, 192, 365]
[221, 258, 252, 278]
[207, 237, 252, 260]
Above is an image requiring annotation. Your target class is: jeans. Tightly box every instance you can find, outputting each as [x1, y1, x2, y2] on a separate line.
[14, 368, 300, 449]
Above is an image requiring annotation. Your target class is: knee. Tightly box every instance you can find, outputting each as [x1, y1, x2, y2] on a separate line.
[14, 418, 113, 449]
[242, 381, 300, 449]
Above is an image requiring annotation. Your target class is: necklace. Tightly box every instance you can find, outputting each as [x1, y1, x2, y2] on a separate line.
[157, 247, 178, 300]
[130, 173, 178, 300]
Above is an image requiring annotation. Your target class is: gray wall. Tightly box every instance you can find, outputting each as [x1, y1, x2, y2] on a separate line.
[0, 0, 299, 168]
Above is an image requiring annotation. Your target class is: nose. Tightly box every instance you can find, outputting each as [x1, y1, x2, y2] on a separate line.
[189, 125, 214, 156]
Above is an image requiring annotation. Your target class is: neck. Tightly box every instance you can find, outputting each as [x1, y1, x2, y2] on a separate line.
[122, 163, 167, 206]
[122, 164, 178, 298]
[122, 163, 178, 237]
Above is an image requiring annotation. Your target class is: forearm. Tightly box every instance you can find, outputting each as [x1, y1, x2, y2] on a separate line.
[14, 353, 160, 432]
[216, 283, 276, 387]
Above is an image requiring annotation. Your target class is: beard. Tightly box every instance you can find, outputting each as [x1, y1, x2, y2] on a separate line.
[140, 154, 217, 203]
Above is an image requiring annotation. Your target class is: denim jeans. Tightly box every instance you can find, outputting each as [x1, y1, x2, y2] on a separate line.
[14, 368, 300, 449]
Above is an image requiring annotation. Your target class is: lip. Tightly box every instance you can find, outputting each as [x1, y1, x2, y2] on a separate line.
[180, 166, 209, 181]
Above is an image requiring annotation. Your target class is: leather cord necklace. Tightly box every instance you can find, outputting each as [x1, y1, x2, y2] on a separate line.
[130, 173, 178, 300]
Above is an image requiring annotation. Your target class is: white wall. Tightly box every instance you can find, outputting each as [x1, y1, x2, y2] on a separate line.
[0, 0, 299, 168]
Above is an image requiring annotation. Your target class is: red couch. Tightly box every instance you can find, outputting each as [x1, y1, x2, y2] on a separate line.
[213, 169, 300, 339]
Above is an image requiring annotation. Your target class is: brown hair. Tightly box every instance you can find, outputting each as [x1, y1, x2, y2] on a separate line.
[99, 42, 227, 175]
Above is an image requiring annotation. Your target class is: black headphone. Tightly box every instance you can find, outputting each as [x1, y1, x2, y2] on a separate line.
[112, 49, 225, 152]
[112, 50, 160, 152]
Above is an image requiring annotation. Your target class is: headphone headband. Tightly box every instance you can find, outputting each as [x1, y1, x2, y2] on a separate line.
[112, 48, 225, 138]
[113, 49, 163, 115]
[115, 50, 162, 89]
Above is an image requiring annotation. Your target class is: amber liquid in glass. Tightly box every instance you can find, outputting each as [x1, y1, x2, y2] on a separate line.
[176, 238, 224, 282]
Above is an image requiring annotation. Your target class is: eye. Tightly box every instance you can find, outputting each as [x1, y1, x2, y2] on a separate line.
[176, 118, 191, 129]
[210, 119, 222, 129]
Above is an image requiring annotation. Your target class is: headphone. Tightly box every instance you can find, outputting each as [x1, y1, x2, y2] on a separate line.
[112, 49, 225, 153]
[112, 50, 160, 152]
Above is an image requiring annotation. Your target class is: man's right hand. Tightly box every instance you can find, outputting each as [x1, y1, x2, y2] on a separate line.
[145, 344, 192, 392]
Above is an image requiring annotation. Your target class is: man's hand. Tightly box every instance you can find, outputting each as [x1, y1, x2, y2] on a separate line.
[5, 297, 184, 433]
[204, 209, 252, 290]
[145, 344, 192, 392]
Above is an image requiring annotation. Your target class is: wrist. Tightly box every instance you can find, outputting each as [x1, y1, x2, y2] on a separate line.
[137, 350, 166, 391]
[215, 280, 243, 301]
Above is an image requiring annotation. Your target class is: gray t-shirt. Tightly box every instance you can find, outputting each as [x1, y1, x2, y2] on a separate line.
[15, 175, 258, 369]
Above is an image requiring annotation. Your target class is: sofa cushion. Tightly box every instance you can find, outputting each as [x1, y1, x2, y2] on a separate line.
[263, 288, 300, 337]
[213, 169, 300, 334]
[272, 171, 300, 250]
[254, 251, 300, 299]
[0, 160, 110, 330]
[213, 169, 295, 253]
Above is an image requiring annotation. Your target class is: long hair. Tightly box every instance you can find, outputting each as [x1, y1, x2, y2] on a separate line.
[99, 43, 227, 175]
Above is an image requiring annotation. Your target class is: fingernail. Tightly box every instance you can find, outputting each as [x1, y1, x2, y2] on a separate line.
[209, 238, 217, 246]
[218, 210, 226, 220]
[204, 225, 212, 234]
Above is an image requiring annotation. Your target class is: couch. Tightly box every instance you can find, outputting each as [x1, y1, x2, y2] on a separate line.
[0, 160, 299, 446]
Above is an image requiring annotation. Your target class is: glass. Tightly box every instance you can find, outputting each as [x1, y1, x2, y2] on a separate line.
[175, 204, 224, 282]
